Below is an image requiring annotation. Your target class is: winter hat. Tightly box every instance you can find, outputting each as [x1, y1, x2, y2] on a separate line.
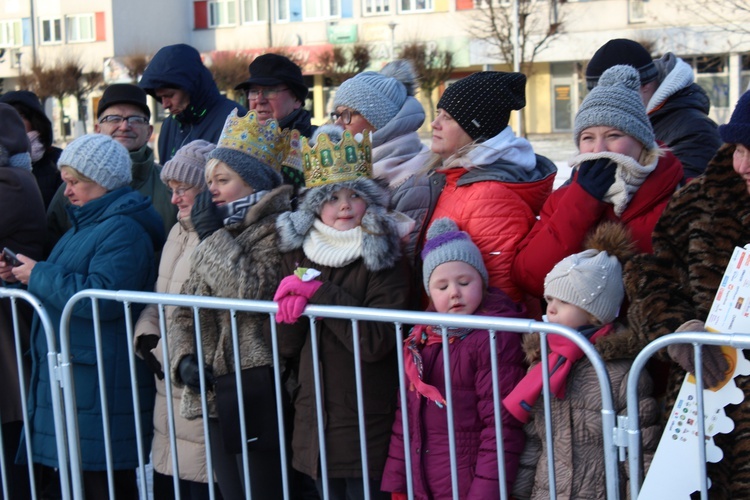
[58, 134, 132, 190]
[0, 90, 53, 148]
[161, 139, 216, 187]
[574, 65, 656, 149]
[0, 103, 31, 170]
[421, 218, 488, 293]
[437, 71, 526, 141]
[719, 90, 750, 146]
[332, 60, 417, 131]
[234, 53, 309, 102]
[97, 84, 151, 119]
[586, 39, 658, 91]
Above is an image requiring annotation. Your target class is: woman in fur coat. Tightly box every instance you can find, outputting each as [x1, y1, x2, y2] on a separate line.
[168, 111, 293, 499]
[625, 90, 750, 499]
[512, 65, 683, 301]
[269, 129, 410, 500]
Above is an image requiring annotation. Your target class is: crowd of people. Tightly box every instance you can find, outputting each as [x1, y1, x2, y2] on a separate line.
[0, 36, 746, 499]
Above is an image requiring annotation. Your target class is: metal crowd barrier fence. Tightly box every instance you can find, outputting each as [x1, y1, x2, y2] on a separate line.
[625, 331, 750, 500]
[0, 287, 71, 500]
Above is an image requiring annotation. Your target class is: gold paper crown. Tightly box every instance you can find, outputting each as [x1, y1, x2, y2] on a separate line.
[301, 130, 372, 188]
[217, 109, 301, 172]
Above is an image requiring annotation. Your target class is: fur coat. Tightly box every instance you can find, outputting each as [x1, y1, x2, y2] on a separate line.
[625, 143, 750, 499]
[169, 185, 292, 419]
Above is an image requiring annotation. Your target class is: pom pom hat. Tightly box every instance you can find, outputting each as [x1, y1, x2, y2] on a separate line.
[574, 65, 656, 150]
[421, 218, 489, 293]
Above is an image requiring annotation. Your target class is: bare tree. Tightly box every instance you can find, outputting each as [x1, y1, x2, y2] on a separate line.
[209, 50, 255, 101]
[666, 0, 750, 37]
[317, 44, 372, 85]
[122, 53, 151, 83]
[468, 0, 565, 75]
[19, 62, 58, 102]
[398, 42, 455, 122]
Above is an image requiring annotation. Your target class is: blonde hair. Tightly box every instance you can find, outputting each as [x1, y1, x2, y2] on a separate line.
[60, 165, 96, 183]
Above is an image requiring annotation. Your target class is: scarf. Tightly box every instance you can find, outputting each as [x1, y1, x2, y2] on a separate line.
[570, 151, 658, 216]
[443, 125, 537, 172]
[302, 219, 363, 268]
[403, 324, 474, 407]
[372, 132, 430, 189]
[27, 131, 45, 163]
[647, 55, 694, 114]
[502, 324, 614, 424]
[219, 190, 269, 226]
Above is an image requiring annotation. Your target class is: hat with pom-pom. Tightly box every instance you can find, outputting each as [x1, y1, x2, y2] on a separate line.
[719, 90, 750, 146]
[332, 60, 417, 131]
[161, 139, 216, 188]
[421, 217, 488, 294]
[574, 64, 655, 149]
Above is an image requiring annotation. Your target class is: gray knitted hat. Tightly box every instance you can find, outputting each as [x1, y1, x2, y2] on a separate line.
[208, 147, 282, 193]
[544, 248, 624, 325]
[332, 60, 417, 131]
[58, 134, 131, 190]
[421, 218, 488, 294]
[574, 65, 656, 149]
[161, 139, 216, 188]
[437, 71, 526, 140]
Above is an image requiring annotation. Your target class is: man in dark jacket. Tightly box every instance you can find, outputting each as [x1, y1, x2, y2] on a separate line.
[586, 38, 722, 181]
[45, 84, 176, 255]
[139, 43, 245, 163]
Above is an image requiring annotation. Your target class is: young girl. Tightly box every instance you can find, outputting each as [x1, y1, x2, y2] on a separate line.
[271, 129, 410, 500]
[505, 223, 660, 499]
[380, 217, 528, 499]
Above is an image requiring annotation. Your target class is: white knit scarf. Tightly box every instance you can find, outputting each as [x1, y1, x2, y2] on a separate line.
[302, 219, 363, 268]
[569, 151, 658, 216]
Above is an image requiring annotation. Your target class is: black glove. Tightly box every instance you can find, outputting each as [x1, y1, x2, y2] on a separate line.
[191, 190, 223, 241]
[576, 158, 618, 200]
[178, 354, 215, 391]
[136, 334, 164, 380]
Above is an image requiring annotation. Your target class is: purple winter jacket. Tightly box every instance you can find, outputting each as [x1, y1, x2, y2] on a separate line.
[381, 289, 528, 499]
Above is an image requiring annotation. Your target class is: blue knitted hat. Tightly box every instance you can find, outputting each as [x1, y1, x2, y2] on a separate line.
[719, 90, 750, 146]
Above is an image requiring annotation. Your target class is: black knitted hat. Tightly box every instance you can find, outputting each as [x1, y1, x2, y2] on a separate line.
[586, 39, 658, 91]
[437, 72, 526, 141]
[234, 53, 309, 102]
[719, 90, 750, 146]
[97, 84, 151, 119]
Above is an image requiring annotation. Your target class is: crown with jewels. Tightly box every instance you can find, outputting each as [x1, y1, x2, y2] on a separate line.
[301, 130, 372, 188]
[216, 109, 301, 172]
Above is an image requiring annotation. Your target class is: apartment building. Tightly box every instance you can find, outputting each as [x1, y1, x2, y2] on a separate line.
[1, 0, 749, 138]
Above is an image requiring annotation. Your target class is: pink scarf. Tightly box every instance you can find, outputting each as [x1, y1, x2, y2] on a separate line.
[502, 324, 613, 423]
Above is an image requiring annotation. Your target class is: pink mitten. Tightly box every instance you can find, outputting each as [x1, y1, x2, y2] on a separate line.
[274, 275, 323, 324]
[276, 295, 309, 324]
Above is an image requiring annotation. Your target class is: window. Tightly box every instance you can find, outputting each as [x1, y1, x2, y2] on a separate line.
[400, 0, 432, 12]
[304, 0, 340, 19]
[363, 0, 391, 15]
[40, 18, 62, 44]
[277, 0, 290, 21]
[243, 0, 268, 22]
[0, 19, 22, 47]
[209, 0, 237, 27]
[66, 14, 94, 42]
[628, 0, 647, 23]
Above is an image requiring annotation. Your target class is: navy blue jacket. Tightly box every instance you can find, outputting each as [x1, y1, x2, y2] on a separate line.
[139, 44, 246, 162]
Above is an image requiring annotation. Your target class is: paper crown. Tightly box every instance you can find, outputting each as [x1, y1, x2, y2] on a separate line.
[217, 109, 301, 172]
[301, 130, 372, 188]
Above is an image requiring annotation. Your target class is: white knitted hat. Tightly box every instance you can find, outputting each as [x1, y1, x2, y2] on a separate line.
[58, 134, 132, 190]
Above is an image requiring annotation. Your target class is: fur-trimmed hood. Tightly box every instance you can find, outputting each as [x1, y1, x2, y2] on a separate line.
[275, 177, 403, 271]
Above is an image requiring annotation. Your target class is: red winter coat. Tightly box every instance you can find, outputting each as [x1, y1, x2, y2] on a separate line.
[512, 149, 683, 299]
[380, 289, 527, 499]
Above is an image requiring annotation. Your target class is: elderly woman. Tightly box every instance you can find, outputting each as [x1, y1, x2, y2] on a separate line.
[512, 65, 684, 301]
[7, 134, 165, 499]
[133, 140, 217, 499]
[625, 91, 750, 499]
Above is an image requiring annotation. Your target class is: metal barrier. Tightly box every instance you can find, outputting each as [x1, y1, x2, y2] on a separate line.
[0, 287, 71, 500]
[54, 289, 621, 500]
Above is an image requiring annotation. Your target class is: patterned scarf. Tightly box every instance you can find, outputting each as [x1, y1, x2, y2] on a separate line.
[219, 190, 269, 226]
[404, 324, 474, 408]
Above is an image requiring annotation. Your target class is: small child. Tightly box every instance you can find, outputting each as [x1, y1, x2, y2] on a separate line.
[271, 129, 411, 500]
[504, 222, 660, 499]
[380, 217, 528, 500]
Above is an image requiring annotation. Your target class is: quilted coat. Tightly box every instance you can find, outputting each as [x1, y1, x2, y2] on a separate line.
[25, 187, 165, 470]
[513, 149, 683, 299]
[511, 324, 661, 499]
[169, 185, 292, 419]
[134, 217, 210, 482]
[625, 144, 750, 499]
[380, 289, 528, 499]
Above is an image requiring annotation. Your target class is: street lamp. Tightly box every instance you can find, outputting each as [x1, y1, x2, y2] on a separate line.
[388, 21, 397, 60]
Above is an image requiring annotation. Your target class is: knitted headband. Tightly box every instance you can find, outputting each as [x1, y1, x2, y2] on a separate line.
[421, 218, 488, 293]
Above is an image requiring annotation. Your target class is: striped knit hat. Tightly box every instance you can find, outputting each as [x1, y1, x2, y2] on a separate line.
[421, 218, 488, 293]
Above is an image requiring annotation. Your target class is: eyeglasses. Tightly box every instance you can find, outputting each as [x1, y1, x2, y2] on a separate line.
[168, 186, 196, 197]
[247, 87, 290, 101]
[99, 115, 150, 126]
[330, 109, 361, 125]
